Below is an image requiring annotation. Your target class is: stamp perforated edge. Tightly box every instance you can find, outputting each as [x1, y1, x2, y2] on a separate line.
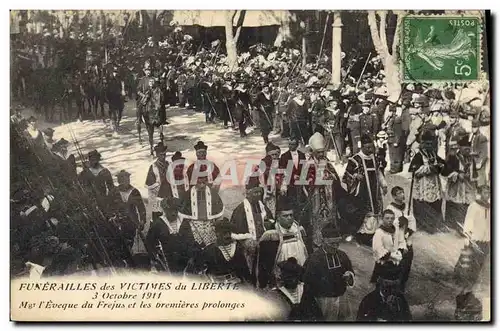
[399, 12, 485, 84]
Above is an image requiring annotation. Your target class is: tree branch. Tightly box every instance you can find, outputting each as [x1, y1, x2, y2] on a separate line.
[367, 11, 385, 58]
[391, 11, 404, 56]
[233, 10, 246, 42]
[378, 11, 389, 56]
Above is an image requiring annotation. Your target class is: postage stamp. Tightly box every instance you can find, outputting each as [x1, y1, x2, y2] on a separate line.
[401, 15, 482, 82]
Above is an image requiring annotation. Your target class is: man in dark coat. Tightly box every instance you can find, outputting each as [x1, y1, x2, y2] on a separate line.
[300, 223, 355, 321]
[78, 149, 115, 208]
[287, 86, 310, 145]
[357, 263, 412, 321]
[105, 65, 126, 131]
[146, 197, 188, 273]
[256, 82, 275, 144]
[279, 137, 307, 226]
[188, 217, 251, 284]
[231, 176, 275, 276]
[272, 257, 305, 321]
[109, 170, 147, 242]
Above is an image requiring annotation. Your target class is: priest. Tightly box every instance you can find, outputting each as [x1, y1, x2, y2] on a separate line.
[145, 142, 173, 219]
[304, 132, 344, 251]
[256, 195, 308, 289]
[186, 141, 221, 190]
[342, 134, 388, 246]
[300, 223, 355, 321]
[260, 142, 283, 217]
[178, 175, 224, 261]
[357, 263, 412, 321]
[231, 176, 275, 275]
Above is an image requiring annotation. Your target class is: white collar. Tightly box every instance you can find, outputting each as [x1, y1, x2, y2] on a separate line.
[293, 97, 305, 106]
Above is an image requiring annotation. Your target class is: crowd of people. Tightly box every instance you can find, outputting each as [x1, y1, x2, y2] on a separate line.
[11, 25, 491, 322]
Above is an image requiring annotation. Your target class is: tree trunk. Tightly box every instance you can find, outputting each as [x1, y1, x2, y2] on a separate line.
[224, 11, 238, 71]
[274, 11, 291, 47]
[367, 11, 402, 101]
[331, 11, 342, 88]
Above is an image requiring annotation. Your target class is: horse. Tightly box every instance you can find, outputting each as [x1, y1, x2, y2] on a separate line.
[136, 86, 166, 156]
[82, 67, 107, 121]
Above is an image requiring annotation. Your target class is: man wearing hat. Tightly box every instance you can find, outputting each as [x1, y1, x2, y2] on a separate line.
[470, 119, 489, 187]
[170, 151, 188, 199]
[384, 105, 405, 174]
[444, 111, 464, 158]
[323, 98, 347, 163]
[186, 141, 221, 190]
[187, 217, 251, 284]
[146, 197, 188, 273]
[145, 142, 174, 219]
[357, 263, 411, 321]
[359, 100, 380, 145]
[231, 175, 275, 275]
[78, 149, 115, 205]
[25, 116, 44, 148]
[105, 64, 126, 131]
[110, 170, 147, 240]
[259, 142, 283, 217]
[305, 132, 343, 251]
[408, 130, 445, 233]
[255, 82, 275, 144]
[51, 138, 77, 177]
[279, 138, 307, 220]
[342, 134, 387, 246]
[233, 82, 252, 137]
[257, 195, 307, 289]
[287, 86, 310, 145]
[42, 127, 55, 152]
[300, 223, 355, 321]
[442, 135, 478, 230]
[272, 257, 305, 321]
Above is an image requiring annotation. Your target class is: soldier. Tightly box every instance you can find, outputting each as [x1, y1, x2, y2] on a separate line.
[106, 65, 126, 132]
[256, 80, 275, 144]
[287, 86, 310, 146]
[359, 101, 379, 143]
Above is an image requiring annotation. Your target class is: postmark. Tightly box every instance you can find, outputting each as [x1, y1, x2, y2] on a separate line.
[401, 15, 482, 82]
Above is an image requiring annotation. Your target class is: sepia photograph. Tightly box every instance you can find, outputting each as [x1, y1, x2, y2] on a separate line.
[9, 9, 491, 322]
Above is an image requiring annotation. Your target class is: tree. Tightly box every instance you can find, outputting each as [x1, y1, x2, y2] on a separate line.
[367, 10, 404, 100]
[224, 10, 246, 71]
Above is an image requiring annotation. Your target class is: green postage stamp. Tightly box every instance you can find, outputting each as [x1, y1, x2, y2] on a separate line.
[401, 15, 482, 82]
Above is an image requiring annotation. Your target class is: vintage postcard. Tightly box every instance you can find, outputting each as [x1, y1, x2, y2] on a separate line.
[10, 9, 491, 322]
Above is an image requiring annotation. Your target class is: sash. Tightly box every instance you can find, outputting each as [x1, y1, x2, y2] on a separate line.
[243, 199, 267, 241]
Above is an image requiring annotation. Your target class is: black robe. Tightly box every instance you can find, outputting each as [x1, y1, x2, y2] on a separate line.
[231, 199, 274, 242]
[109, 186, 147, 241]
[356, 289, 412, 321]
[256, 92, 275, 135]
[300, 248, 354, 321]
[78, 166, 114, 209]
